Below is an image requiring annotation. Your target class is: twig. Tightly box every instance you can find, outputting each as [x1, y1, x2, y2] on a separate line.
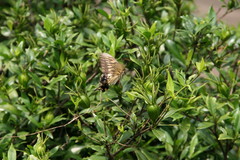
[105, 143, 114, 160]
[116, 141, 131, 147]
[0, 115, 80, 140]
[86, 71, 98, 83]
[112, 119, 152, 157]
[219, 7, 240, 20]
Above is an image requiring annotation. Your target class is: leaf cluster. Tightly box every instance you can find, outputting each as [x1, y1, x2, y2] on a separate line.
[0, 0, 240, 159]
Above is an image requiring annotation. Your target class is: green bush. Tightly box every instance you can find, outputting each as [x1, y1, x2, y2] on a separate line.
[0, 0, 240, 159]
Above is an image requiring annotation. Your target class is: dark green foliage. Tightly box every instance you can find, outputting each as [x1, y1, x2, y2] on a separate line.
[0, 0, 240, 159]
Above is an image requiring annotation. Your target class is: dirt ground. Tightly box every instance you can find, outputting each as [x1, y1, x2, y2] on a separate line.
[194, 0, 240, 27]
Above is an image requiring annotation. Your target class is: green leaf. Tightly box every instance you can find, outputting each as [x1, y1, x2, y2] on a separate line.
[115, 17, 123, 29]
[208, 7, 216, 24]
[149, 21, 157, 36]
[186, 49, 193, 66]
[165, 143, 173, 155]
[217, 113, 230, 124]
[218, 133, 233, 140]
[188, 133, 198, 158]
[119, 130, 133, 143]
[28, 72, 42, 87]
[60, 52, 66, 67]
[8, 144, 16, 160]
[180, 146, 189, 160]
[116, 35, 124, 49]
[197, 122, 214, 129]
[127, 37, 144, 47]
[0, 103, 21, 116]
[1, 26, 11, 37]
[204, 96, 217, 117]
[17, 131, 29, 140]
[165, 40, 185, 64]
[217, 83, 230, 98]
[95, 116, 105, 134]
[166, 70, 174, 97]
[102, 35, 111, 48]
[175, 70, 186, 86]
[43, 17, 53, 32]
[44, 130, 53, 139]
[181, 15, 195, 32]
[49, 146, 60, 157]
[72, 6, 82, 18]
[8, 88, 18, 100]
[49, 115, 66, 126]
[233, 108, 240, 133]
[163, 107, 182, 120]
[192, 146, 210, 158]
[130, 55, 143, 66]
[196, 58, 206, 72]
[0, 43, 10, 59]
[88, 155, 107, 160]
[25, 115, 42, 128]
[97, 9, 110, 19]
[140, 148, 158, 160]
[152, 129, 173, 145]
[135, 149, 148, 160]
[77, 120, 82, 131]
[142, 31, 151, 40]
[45, 75, 67, 90]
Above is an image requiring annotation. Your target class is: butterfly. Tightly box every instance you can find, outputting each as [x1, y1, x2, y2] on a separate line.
[96, 53, 125, 92]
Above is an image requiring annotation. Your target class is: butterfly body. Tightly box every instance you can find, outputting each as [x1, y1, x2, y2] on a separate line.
[97, 53, 125, 92]
[99, 74, 109, 92]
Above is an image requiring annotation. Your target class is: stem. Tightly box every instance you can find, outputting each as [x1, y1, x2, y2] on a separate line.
[0, 115, 80, 140]
[86, 71, 97, 83]
[106, 143, 114, 160]
[112, 121, 152, 157]
[210, 121, 226, 158]
[218, 8, 240, 20]
[173, 0, 182, 39]
[57, 81, 61, 105]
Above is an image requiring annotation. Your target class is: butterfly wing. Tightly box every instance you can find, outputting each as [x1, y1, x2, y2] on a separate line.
[100, 53, 125, 85]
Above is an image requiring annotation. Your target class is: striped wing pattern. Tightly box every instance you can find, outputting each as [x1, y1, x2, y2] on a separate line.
[98, 53, 125, 91]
